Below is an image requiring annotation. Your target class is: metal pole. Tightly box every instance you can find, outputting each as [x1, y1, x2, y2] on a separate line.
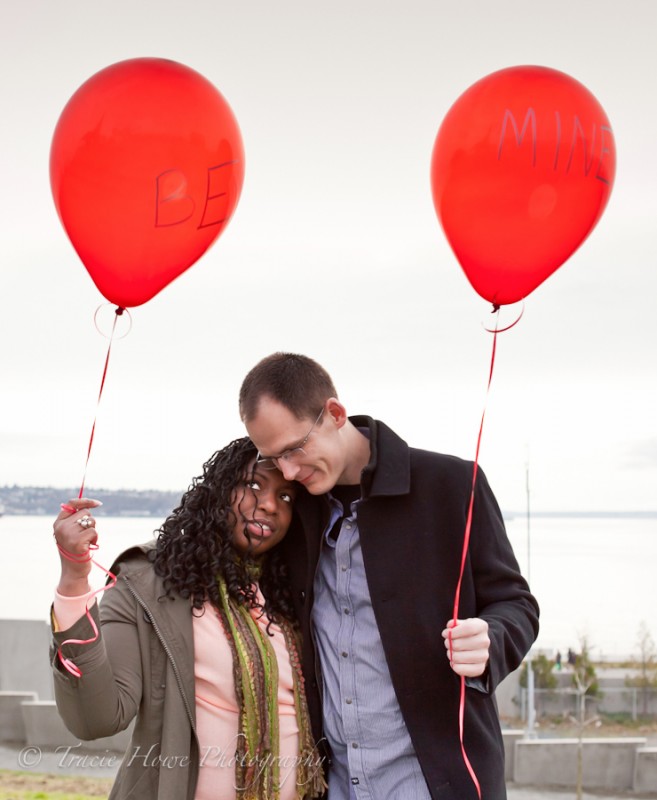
[525, 458, 536, 738]
[526, 459, 531, 586]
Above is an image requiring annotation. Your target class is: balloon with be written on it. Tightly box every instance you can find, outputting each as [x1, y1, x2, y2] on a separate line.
[50, 57, 245, 309]
[430, 65, 616, 306]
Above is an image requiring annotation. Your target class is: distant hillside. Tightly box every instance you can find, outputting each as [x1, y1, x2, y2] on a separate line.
[2, 485, 656, 519]
[0, 485, 182, 517]
[504, 510, 657, 520]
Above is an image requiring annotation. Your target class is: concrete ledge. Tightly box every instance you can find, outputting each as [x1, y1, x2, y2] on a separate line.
[502, 729, 524, 780]
[634, 747, 657, 793]
[514, 737, 647, 791]
[0, 620, 54, 701]
[21, 700, 133, 753]
[0, 691, 38, 741]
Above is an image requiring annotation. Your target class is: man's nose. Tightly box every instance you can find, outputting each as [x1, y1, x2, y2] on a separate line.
[279, 459, 301, 481]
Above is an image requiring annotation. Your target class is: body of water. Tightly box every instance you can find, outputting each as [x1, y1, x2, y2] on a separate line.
[1, 513, 655, 661]
[504, 514, 657, 660]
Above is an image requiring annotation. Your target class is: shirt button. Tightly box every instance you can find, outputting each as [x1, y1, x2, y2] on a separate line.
[345, 523, 352, 530]
[351, 777, 360, 785]
[341, 565, 347, 572]
[345, 698, 353, 704]
[344, 608, 350, 615]
[351, 742, 359, 749]
[341, 651, 348, 658]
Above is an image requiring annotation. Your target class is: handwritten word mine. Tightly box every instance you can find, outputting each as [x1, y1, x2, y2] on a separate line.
[497, 109, 613, 184]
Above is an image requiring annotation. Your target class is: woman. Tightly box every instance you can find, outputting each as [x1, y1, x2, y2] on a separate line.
[51, 437, 326, 800]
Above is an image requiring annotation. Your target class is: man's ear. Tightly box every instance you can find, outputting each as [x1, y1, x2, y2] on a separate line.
[325, 397, 348, 429]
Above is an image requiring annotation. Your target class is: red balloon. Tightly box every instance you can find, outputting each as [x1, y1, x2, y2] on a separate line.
[431, 65, 615, 305]
[50, 58, 245, 308]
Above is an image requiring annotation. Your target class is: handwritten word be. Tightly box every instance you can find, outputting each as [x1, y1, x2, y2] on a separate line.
[155, 161, 240, 228]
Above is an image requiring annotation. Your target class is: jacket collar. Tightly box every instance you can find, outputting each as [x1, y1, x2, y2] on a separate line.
[349, 415, 410, 498]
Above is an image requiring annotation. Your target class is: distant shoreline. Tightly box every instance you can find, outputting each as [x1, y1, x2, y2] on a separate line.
[14, 511, 657, 518]
[503, 510, 657, 520]
[2, 484, 657, 520]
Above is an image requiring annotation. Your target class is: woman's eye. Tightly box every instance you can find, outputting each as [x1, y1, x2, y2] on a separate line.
[246, 480, 262, 491]
[280, 492, 293, 503]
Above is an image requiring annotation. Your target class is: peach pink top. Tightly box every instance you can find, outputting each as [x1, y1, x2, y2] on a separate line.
[54, 590, 301, 800]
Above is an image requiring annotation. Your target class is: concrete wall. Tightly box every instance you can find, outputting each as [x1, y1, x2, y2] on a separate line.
[513, 737, 648, 791]
[21, 700, 133, 752]
[0, 620, 54, 700]
[495, 665, 522, 720]
[0, 619, 132, 754]
[0, 691, 38, 741]
[2, 620, 656, 795]
[501, 729, 524, 780]
[634, 747, 657, 793]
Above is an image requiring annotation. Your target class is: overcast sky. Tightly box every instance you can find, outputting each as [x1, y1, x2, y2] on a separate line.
[1, 0, 656, 514]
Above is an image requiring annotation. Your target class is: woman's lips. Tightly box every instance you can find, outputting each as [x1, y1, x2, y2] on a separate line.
[245, 520, 273, 538]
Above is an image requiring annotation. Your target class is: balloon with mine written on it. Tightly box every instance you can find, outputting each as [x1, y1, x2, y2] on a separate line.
[430, 65, 615, 306]
[50, 57, 245, 309]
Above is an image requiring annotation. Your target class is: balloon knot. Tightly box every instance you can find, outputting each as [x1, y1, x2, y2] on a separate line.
[491, 303, 500, 313]
[115, 306, 125, 316]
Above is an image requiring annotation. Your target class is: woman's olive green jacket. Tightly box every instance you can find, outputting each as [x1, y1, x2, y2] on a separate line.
[51, 545, 201, 800]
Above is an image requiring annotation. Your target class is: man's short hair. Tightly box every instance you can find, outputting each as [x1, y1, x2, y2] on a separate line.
[239, 352, 337, 422]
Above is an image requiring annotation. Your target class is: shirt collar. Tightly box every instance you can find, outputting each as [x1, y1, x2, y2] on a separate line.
[349, 415, 411, 499]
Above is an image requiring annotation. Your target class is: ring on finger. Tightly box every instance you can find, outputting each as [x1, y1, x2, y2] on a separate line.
[78, 515, 94, 529]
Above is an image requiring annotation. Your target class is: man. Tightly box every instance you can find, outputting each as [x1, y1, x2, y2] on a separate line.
[239, 353, 539, 800]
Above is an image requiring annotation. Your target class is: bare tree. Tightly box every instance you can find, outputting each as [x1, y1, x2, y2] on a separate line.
[569, 637, 599, 800]
[626, 620, 657, 717]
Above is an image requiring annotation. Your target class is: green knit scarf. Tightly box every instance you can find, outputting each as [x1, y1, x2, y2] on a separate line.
[216, 574, 326, 799]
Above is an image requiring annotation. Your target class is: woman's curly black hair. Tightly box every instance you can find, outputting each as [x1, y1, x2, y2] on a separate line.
[150, 436, 296, 627]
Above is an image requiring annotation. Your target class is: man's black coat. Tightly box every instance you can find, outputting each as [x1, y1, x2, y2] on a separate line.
[281, 416, 539, 799]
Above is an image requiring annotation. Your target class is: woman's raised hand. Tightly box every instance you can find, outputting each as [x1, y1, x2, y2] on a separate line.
[53, 498, 103, 596]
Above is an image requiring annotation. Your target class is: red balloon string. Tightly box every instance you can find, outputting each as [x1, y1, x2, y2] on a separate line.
[78, 306, 125, 498]
[449, 305, 506, 800]
[483, 302, 525, 333]
[55, 542, 117, 677]
[58, 305, 127, 676]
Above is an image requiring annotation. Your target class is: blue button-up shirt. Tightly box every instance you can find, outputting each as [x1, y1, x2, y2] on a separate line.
[312, 493, 432, 799]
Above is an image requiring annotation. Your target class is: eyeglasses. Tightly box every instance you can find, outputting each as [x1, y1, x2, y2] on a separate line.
[255, 407, 325, 470]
